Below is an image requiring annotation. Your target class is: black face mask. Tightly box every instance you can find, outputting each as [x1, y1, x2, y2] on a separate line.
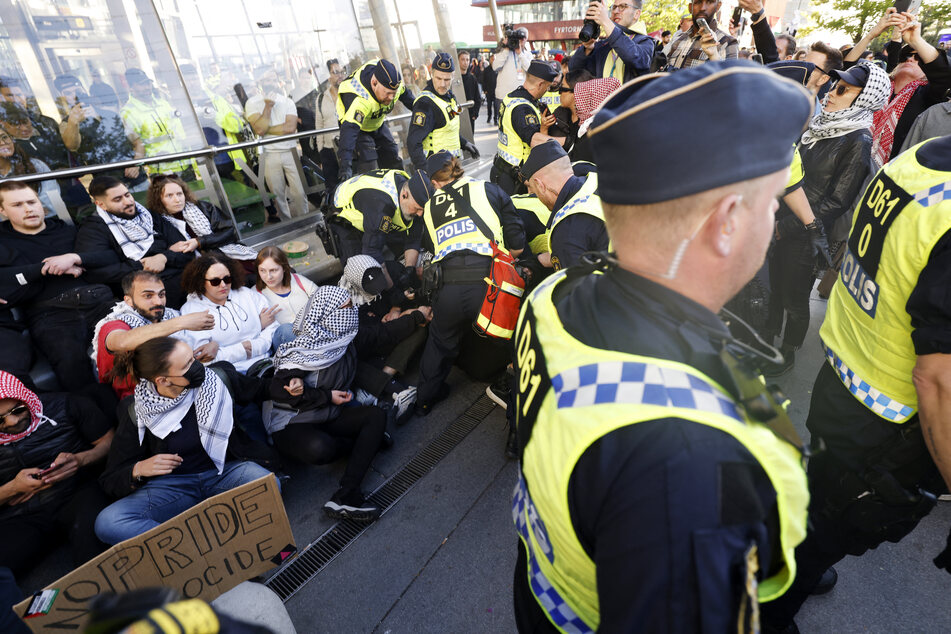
[175, 362, 206, 389]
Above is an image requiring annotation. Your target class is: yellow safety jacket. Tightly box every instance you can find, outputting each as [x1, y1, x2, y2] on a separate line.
[497, 94, 541, 167]
[333, 169, 410, 235]
[120, 95, 193, 174]
[821, 140, 951, 423]
[787, 147, 804, 191]
[423, 177, 505, 262]
[513, 272, 809, 632]
[207, 90, 248, 165]
[336, 61, 406, 133]
[539, 90, 560, 111]
[415, 90, 461, 158]
[545, 173, 604, 269]
[511, 193, 552, 255]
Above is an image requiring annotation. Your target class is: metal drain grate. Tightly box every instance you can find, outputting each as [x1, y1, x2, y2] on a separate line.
[265, 394, 498, 602]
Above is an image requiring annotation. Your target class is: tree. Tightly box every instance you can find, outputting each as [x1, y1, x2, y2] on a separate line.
[641, 0, 687, 34]
[803, 0, 951, 45]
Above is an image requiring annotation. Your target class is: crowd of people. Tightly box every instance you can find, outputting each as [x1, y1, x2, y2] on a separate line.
[1, 0, 951, 630]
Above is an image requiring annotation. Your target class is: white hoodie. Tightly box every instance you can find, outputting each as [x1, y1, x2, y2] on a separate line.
[180, 286, 278, 373]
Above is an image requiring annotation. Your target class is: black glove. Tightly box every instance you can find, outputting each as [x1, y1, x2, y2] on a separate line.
[805, 220, 833, 268]
[775, 214, 808, 240]
[338, 166, 353, 182]
[463, 139, 480, 158]
[934, 525, 951, 574]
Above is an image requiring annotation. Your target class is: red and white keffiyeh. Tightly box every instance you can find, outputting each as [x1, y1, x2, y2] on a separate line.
[871, 78, 927, 166]
[0, 371, 53, 445]
[575, 78, 622, 137]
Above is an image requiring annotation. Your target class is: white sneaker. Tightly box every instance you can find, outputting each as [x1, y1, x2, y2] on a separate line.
[392, 386, 417, 421]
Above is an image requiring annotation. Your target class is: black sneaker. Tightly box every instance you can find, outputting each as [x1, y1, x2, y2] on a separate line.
[810, 567, 837, 595]
[486, 375, 512, 408]
[505, 427, 518, 460]
[763, 347, 795, 378]
[413, 383, 450, 418]
[323, 490, 381, 522]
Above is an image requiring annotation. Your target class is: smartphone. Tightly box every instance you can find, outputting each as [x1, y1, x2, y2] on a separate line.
[31, 463, 60, 479]
[696, 17, 714, 38]
[732, 7, 743, 26]
[894, 0, 922, 12]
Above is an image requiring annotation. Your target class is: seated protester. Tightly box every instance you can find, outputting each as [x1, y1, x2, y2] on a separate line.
[255, 246, 318, 348]
[92, 271, 215, 400]
[571, 77, 621, 163]
[267, 287, 386, 521]
[0, 371, 113, 580]
[145, 174, 257, 268]
[180, 254, 279, 374]
[95, 337, 275, 544]
[0, 181, 117, 390]
[0, 128, 60, 216]
[328, 168, 430, 266]
[77, 175, 196, 308]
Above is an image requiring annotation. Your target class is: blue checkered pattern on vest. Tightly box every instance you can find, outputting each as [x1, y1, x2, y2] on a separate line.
[512, 476, 594, 634]
[823, 345, 914, 421]
[436, 242, 493, 260]
[915, 182, 951, 208]
[549, 193, 594, 229]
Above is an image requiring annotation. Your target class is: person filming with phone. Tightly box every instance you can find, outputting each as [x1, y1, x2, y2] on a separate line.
[666, 0, 739, 69]
[568, 0, 656, 82]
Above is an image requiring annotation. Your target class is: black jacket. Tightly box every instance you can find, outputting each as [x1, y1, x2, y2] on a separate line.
[164, 200, 241, 252]
[798, 129, 873, 233]
[74, 209, 195, 290]
[481, 65, 498, 96]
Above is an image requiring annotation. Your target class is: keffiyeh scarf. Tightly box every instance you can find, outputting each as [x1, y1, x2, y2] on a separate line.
[90, 301, 182, 370]
[274, 286, 358, 371]
[339, 254, 383, 307]
[871, 78, 928, 166]
[97, 201, 155, 260]
[575, 78, 621, 137]
[180, 202, 257, 260]
[134, 369, 233, 474]
[800, 62, 891, 149]
[0, 371, 56, 445]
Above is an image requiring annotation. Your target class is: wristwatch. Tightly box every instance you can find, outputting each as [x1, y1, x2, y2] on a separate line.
[750, 8, 766, 24]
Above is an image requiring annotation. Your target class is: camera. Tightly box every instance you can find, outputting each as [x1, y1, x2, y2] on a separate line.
[502, 22, 526, 51]
[579, 0, 600, 42]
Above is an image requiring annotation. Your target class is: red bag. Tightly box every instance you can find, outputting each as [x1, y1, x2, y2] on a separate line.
[474, 242, 525, 340]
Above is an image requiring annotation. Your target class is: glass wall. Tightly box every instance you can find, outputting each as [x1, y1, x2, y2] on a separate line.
[0, 0, 417, 241]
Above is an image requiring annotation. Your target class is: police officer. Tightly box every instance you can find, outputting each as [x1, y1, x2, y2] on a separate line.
[511, 61, 813, 632]
[335, 58, 416, 181]
[120, 68, 194, 177]
[407, 53, 480, 171]
[520, 140, 606, 270]
[414, 152, 525, 416]
[328, 168, 433, 266]
[762, 135, 951, 630]
[491, 60, 561, 196]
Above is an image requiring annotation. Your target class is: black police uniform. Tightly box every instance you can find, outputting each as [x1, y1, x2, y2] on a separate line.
[490, 86, 544, 196]
[513, 264, 784, 632]
[406, 81, 472, 171]
[415, 180, 525, 410]
[548, 174, 609, 269]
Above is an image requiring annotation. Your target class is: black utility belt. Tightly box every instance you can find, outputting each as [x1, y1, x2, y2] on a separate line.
[441, 265, 490, 285]
[493, 156, 520, 175]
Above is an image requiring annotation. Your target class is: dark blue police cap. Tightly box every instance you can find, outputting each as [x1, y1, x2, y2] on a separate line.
[527, 60, 560, 82]
[373, 59, 401, 90]
[408, 169, 435, 206]
[521, 140, 569, 181]
[590, 60, 812, 205]
[766, 60, 815, 87]
[432, 53, 455, 73]
[426, 150, 454, 175]
[124, 68, 152, 85]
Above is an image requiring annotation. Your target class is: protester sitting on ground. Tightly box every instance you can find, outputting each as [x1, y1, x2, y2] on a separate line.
[255, 246, 318, 349]
[95, 337, 275, 545]
[0, 180, 118, 390]
[267, 286, 386, 522]
[146, 174, 258, 267]
[0, 371, 113, 581]
[92, 271, 216, 400]
[180, 253, 280, 373]
[77, 175, 196, 307]
[0, 129, 60, 215]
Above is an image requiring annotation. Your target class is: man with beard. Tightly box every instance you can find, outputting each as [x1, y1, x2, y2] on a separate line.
[666, 0, 739, 69]
[93, 271, 215, 400]
[121, 68, 195, 178]
[568, 0, 656, 82]
[407, 52, 480, 171]
[0, 181, 117, 389]
[76, 175, 195, 307]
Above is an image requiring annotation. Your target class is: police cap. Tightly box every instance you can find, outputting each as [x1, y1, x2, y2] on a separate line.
[408, 169, 435, 206]
[53, 74, 82, 93]
[426, 150, 454, 176]
[520, 140, 568, 181]
[766, 60, 815, 87]
[527, 60, 560, 82]
[124, 68, 152, 85]
[373, 59, 401, 90]
[432, 53, 455, 73]
[590, 61, 812, 205]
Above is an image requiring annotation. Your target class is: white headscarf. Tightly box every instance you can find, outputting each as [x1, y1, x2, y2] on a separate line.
[274, 286, 358, 371]
[338, 254, 384, 307]
[800, 61, 891, 148]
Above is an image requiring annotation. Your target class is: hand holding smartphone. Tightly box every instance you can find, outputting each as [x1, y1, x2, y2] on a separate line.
[30, 463, 60, 480]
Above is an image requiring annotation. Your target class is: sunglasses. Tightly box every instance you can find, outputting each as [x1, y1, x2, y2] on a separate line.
[0, 405, 29, 420]
[833, 82, 854, 97]
[205, 275, 232, 286]
[558, 87, 573, 93]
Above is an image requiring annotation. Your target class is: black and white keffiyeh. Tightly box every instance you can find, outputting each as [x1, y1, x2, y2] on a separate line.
[274, 286, 358, 371]
[134, 369, 233, 474]
[338, 254, 382, 306]
[97, 202, 155, 260]
[180, 202, 257, 260]
[800, 61, 891, 148]
[90, 301, 182, 369]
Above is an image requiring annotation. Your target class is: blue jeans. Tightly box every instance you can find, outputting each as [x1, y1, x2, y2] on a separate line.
[94, 461, 275, 545]
[271, 322, 296, 352]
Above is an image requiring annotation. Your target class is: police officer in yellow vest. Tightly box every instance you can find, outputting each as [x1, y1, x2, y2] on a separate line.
[414, 151, 525, 416]
[568, 0, 656, 83]
[121, 68, 195, 177]
[335, 59, 415, 182]
[407, 53, 480, 172]
[491, 60, 561, 196]
[520, 140, 606, 270]
[763, 134, 951, 630]
[329, 168, 432, 266]
[512, 61, 813, 632]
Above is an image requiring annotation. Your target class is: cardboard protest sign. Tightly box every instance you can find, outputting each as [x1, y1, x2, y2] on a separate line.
[16, 474, 295, 632]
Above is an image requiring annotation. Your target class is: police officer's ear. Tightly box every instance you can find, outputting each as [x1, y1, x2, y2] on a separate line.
[707, 193, 743, 258]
